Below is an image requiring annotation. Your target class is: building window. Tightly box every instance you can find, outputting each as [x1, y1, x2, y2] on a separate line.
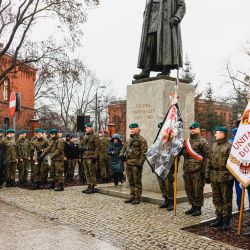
[3, 78, 10, 101]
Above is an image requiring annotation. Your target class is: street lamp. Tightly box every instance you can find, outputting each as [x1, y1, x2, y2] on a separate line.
[95, 85, 106, 133]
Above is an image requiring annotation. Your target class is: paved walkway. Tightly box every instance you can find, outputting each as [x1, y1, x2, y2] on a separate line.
[0, 185, 244, 250]
[0, 201, 118, 250]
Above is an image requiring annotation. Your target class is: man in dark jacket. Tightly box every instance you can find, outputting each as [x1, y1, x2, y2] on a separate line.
[134, 0, 186, 80]
[0, 129, 5, 188]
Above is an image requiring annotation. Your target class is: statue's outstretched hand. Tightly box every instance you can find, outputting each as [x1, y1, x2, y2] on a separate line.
[170, 17, 179, 26]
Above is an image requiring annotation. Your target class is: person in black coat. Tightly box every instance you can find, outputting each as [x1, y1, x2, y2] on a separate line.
[0, 129, 5, 188]
[107, 134, 125, 186]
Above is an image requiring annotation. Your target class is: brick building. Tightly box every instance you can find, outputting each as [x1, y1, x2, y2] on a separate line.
[108, 96, 234, 143]
[0, 53, 37, 136]
[108, 100, 126, 139]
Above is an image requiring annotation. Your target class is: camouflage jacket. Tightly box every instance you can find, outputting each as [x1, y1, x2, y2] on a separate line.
[99, 136, 110, 159]
[120, 134, 148, 166]
[17, 138, 31, 160]
[182, 134, 209, 174]
[79, 133, 99, 159]
[41, 136, 65, 161]
[0, 137, 17, 163]
[31, 137, 48, 158]
[205, 138, 234, 183]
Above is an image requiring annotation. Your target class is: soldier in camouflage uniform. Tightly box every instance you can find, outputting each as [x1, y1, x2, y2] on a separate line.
[16, 130, 31, 187]
[98, 130, 110, 183]
[41, 129, 65, 191]
[120, 123, 148, 205]
[30, 128, 48, 189]
[205, 126, 234, 231]
[182, 122, 209, 216]
[80, 123, 99, 194]
[0, 129, 5, 188]
[0, 129, 17, 187]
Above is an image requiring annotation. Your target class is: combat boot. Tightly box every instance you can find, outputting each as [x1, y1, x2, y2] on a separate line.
[124, 197, 134, 203]
[159, 198, 169, 208]
[5, 181, 12, 187]
[210, 214, 223, 227]
[133, 70, 150, 80]
[86, 186, 95, 194]
[11, 180, 16, 187]
[54, 183, 64, 192]
[192, 206, 202, 216]
[166, 200, 174, 211]
[47, 182, 55, 189]
[185, 205, 195, 215]
[221, 217, 230, 231]
[131, 198, 141, 205]
[31, 182, 40, 190]
[82, 185, 91, 193]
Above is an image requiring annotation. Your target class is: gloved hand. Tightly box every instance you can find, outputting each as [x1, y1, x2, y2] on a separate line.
[170, 16, 179, 26]
[205, 178, 210, 184]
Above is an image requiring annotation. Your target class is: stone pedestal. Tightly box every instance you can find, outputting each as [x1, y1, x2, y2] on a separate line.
[127, 76, 195, 192]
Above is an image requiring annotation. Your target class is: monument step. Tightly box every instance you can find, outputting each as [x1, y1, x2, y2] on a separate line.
[96, 183, 212, 205]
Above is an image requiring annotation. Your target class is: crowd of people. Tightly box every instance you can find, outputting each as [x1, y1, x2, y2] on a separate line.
[0, 121, 250, 234]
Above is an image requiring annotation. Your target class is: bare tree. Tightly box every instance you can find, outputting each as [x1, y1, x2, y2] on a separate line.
[0, 0, 99, 84]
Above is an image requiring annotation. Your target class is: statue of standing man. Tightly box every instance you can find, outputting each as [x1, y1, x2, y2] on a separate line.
[134, 0, 186, 80]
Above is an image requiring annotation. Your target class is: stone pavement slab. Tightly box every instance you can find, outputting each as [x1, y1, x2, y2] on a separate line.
[0, 186, 244, 250]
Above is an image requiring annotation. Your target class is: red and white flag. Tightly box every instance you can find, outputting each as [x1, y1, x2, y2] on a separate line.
[227, 101, 250, 188]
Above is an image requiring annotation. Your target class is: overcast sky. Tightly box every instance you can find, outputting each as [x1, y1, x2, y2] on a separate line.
[79, 0, 250, 99]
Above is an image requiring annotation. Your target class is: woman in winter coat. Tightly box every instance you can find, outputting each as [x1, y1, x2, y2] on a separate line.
[107, 134, 125, 185]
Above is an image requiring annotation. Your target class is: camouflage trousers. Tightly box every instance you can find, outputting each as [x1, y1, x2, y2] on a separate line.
[42, 163, 50, 183]
[50, 160, 64, 184]
[33, 162, 43, 183]
[17, 161, 30, 182]
[99, 157, 111, 179]
[83, 158, 96, 186]
[126, 164, 143, 200]
[211, 181, 234, 218]
[67, 159, 76, 180]
[5, 162, 17, 182]
[183, 170, 205, 207]
[157, 165, 174, 201]
[30, 162, 35, 182]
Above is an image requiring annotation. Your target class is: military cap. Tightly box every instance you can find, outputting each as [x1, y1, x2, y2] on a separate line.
[6, 128, 15, 134]
[85, 123, 93, 128]
[35, 128, 43, 134]
[129, 123, 139, 129]
[49, 129, 58, 134]
[19, 129, 26, 134]
[189, 122, 200, 129]
[214, 126, 228, 133]
[0, 129, 4, 133]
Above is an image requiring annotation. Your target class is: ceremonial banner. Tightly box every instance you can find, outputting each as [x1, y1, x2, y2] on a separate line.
[145, 103, 183, 180]
[227, 102, 250, 188]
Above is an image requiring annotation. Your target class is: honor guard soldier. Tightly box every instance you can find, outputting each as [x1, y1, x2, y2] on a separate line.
[80, 123, 99, 194]
[205, 126, 234, 231]
[0, 129, 17, 187]
[182, 122, 209, 216]
[120, 123, 148, 205]
[16, 130, 31, 187]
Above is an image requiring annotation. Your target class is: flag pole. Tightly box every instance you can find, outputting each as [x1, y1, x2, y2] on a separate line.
[173, 68, 180, 216]
[238, 186, 245, 235]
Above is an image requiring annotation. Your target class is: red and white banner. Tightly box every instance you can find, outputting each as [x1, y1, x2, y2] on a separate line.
[9, 91, 16, 117]
[227, 101, 250, 188]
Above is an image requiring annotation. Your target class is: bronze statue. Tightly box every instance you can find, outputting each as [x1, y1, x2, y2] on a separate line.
[134, 0, 186, 80]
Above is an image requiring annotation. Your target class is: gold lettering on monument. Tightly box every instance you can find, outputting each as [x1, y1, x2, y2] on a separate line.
[131, 103, 155, 122]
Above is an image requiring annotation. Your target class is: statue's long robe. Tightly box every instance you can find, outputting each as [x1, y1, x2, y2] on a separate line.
[137, 0, 186, 71]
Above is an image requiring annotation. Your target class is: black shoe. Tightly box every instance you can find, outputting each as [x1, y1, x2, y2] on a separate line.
[11, 180, 16, 187]
[131, 199, 141, 205]
[159, 199, 169, 208]
[133, 71, 150, 80]
[82, 185, 91, 193]
[124, 198, 134, 203]
[210, 214, 223, 227]
[31, 182, 40, 190]
[192, 206, 202, 216]
[54, 183, 64, 192]
[166, 201, 174, 211]
[86, 186, 95, 194]
[5, 181, 12, 187]
[185, 206, 195, 215]
[221, 217, 230, 231]
[47, 183, 55, 189]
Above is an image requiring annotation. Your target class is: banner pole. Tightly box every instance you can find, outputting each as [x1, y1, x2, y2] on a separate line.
[238, 186, 245, 235]
[174, 157, 178, 215]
